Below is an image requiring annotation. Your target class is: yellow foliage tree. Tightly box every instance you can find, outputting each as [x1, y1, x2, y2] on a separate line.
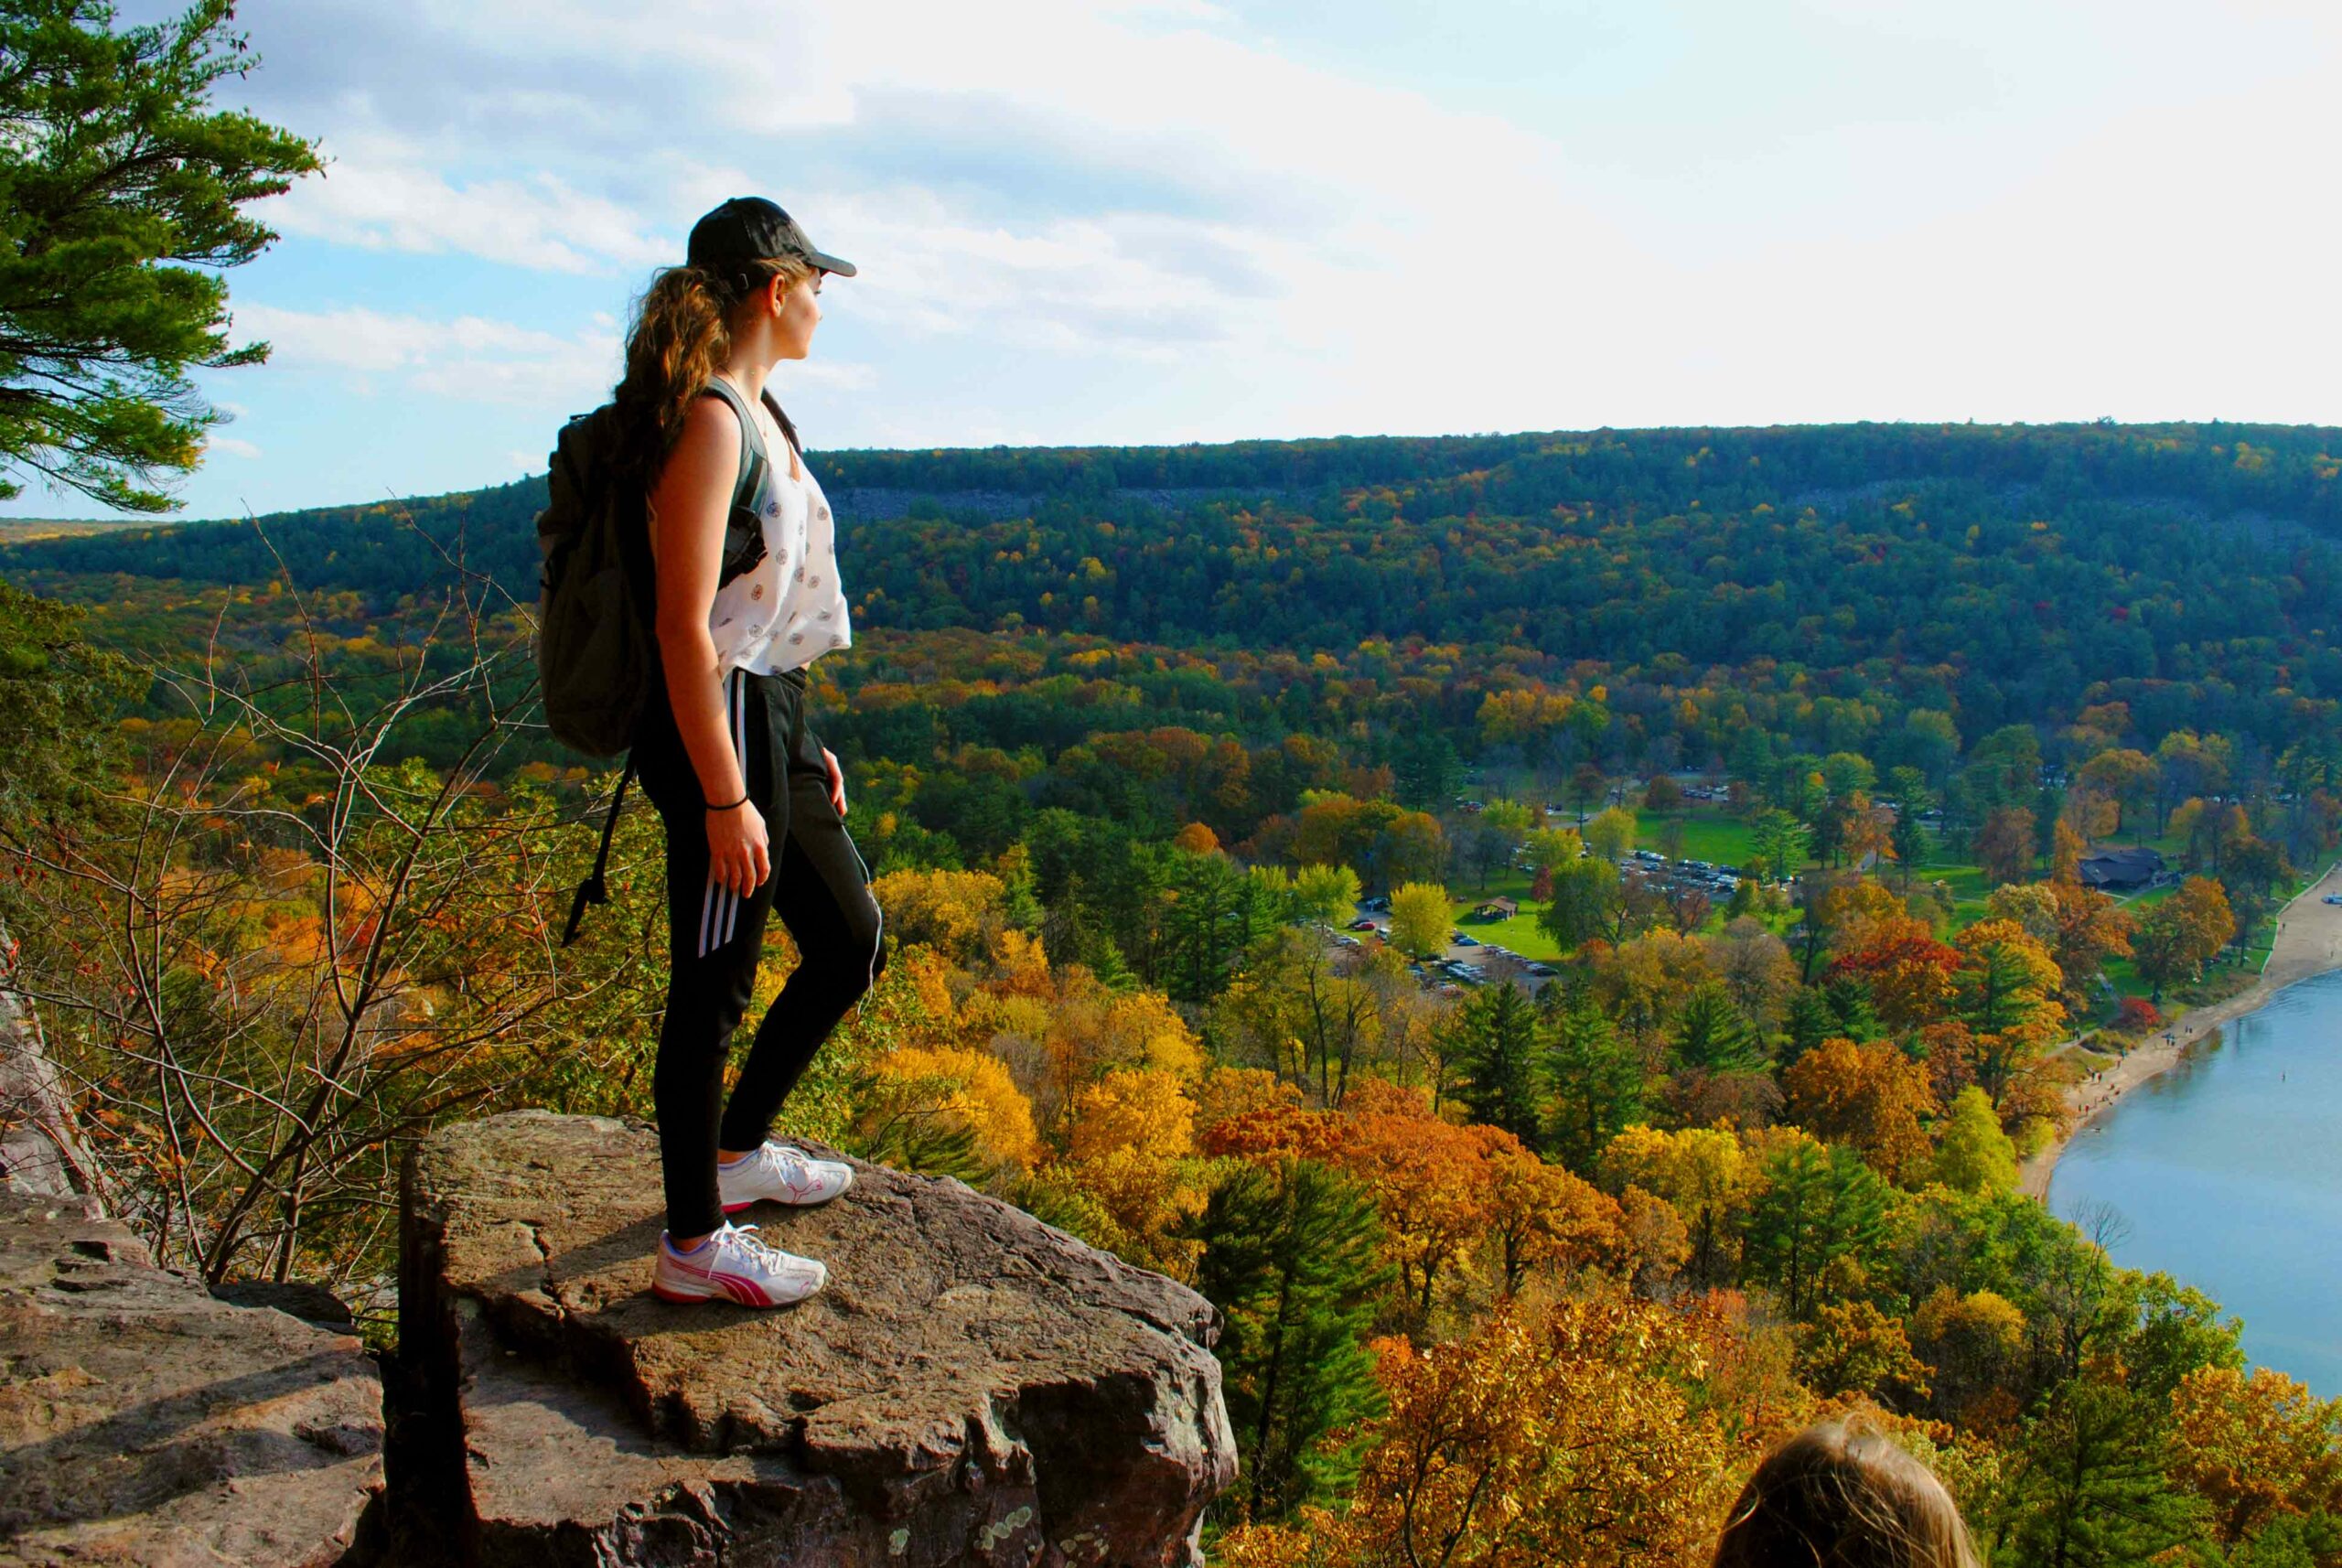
[1316, 1289, 1741, 1567]
[1058, 1067, 1208, 1279]
[870, 1045, 1040, 1173]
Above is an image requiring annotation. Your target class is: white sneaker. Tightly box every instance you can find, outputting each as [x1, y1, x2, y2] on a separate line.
[652, 1222, 827, 1307]
[718, 1141, 855, 1215]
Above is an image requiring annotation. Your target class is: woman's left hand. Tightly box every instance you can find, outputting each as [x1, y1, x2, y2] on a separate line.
[823, 746, 847, 817]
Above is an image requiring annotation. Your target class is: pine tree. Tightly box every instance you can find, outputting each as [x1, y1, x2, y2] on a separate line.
[1671, 981, 1765, 1074]
[1824, 974, 1883, 1042]
[0, 0, 320, 510]
[1449, 979, 1544, 1146]
[1783, 985, 1839, 1067]
[1542, 985, 1643, 1174]
[1185, 1157, 1392, 1521]
[1993, 1378, 2208, 1568]
[1742, 1141, 1889, 1321]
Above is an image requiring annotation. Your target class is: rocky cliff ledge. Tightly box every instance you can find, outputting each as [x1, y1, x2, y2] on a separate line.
[0, 1194, 385, 1568]
[392, 1111, 1237, 1567]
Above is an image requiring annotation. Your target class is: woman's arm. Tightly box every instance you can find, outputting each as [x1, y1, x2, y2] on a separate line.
[649, 394, 769, 897]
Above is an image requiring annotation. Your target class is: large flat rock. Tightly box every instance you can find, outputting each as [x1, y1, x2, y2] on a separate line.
[398, 1111, 1235, 1567]
[0, 1195, 384, 1567]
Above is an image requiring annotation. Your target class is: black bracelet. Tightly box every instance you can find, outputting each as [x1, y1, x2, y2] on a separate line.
[705, 790, 750, 812]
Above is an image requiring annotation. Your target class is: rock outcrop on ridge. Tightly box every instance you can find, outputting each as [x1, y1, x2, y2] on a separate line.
[396, 1110, 1237, 1567]
[0, 1194, 386, 1568]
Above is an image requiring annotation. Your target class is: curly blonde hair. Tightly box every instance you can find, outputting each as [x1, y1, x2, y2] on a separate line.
[610, 253, 813, 482]
[1713, 1420, 1982, 1568]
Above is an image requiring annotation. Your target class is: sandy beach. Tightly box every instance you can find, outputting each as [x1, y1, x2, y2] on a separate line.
[2019, 861, 2342, 1201]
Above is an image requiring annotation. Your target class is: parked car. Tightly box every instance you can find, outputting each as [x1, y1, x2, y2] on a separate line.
[1455, 934, 1480, 946]
[2325, 894, 2342, 907]
[1347, 918, 1379, 931]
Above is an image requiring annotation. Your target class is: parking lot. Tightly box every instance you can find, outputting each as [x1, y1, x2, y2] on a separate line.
[1326, 853, 1764, 997]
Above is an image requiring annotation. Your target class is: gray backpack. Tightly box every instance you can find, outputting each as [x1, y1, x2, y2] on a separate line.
[534, 381, 799, 941]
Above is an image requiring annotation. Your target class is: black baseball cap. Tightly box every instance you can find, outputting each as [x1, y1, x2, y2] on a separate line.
[687, 196, 857, 278]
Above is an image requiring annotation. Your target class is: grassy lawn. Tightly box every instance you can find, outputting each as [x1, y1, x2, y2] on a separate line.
[1629, 809, 1761, 866]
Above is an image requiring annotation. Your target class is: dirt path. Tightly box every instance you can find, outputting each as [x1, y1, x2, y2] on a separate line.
[2019, 862, 2342, 1201]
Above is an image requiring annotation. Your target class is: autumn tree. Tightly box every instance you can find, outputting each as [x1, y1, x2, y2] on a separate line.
[1797, 1299, 1931, 1406]
[1601, 1124, 1747, 1289]
[1931, 1087, 2017, 1194]
[2076, 748, 2158, 838]
[1828, 916, 1963, 1032]
[1338, 1085, 1497, 1324]
[1709, 917, 1799, 1032]
[1583, 804, 1638, 865]
[1386, 879, 1452, 959]
[1974, 805, 2038, 886]
[2165, 1364, 2342, 1550]
[2045, 880, 2134, 1007]
[1322, 1291, 1741, 1568]
[2132, 875, 2234, 1003]
[1480, 1137, 1624, 1296]
[1781, 1037, 1938, 1185]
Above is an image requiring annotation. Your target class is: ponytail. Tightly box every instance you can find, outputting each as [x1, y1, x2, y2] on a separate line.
[612, 254, 811, 483]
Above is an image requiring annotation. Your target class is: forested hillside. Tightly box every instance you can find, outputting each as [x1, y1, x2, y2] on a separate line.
[8, 419, 2342, 1564]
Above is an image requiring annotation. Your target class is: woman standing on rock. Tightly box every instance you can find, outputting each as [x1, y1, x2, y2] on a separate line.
[614, 196, 885, 1307]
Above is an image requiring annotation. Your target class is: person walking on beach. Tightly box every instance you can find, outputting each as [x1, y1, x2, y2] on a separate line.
[612, 197, 886, 1307]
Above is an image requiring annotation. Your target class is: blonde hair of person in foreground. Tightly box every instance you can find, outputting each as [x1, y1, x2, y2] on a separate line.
[1713, 1419, 1982, 1568]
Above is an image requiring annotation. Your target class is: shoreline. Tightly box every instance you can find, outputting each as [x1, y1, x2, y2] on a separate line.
[2019, 861, 2342, 1202]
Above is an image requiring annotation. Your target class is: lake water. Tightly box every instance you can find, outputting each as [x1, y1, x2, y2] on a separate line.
[2047, 968, 2342, 1396]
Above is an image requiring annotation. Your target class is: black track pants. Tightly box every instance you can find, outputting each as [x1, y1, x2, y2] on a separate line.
[633, 664, 886, 1238]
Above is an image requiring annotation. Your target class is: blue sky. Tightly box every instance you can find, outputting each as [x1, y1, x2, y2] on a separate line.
[16, 0, 2342, 521]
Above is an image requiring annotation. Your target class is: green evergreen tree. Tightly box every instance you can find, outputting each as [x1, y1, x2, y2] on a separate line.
[1449, 979, 1544, 1146]
[1391, 728, 1463, 812]
[1671, 980, 1765, 1074]
[1542, 986, 1644, 1174]
[1993, 1378, 2208, 1568]
[1742, 1141, 1890, 1321]
[1824, 975, 1883, 1042]
[1890, 810, 1930, 889]
[1185, 1157, 1392, 1521]
[0, 0, 320, 510]
[1783, 985, 1840, 1067]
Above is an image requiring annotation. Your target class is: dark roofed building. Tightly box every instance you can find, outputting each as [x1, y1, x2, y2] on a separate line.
[1474, 896, 1518, 919]
[2079, 845, 2166, 891]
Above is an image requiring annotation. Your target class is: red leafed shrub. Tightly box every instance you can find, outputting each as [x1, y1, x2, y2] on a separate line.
[2116, 997, 2163, 1033]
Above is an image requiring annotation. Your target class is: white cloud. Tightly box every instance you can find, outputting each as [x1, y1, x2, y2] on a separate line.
[274, 134, 671, 274]
[196, 0, 2342, 445]
[203, 435, 263, 459]
[229, 301, 877, 409]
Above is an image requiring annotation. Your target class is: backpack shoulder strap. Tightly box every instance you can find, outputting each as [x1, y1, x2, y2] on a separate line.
[700, 377, 768, 512]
